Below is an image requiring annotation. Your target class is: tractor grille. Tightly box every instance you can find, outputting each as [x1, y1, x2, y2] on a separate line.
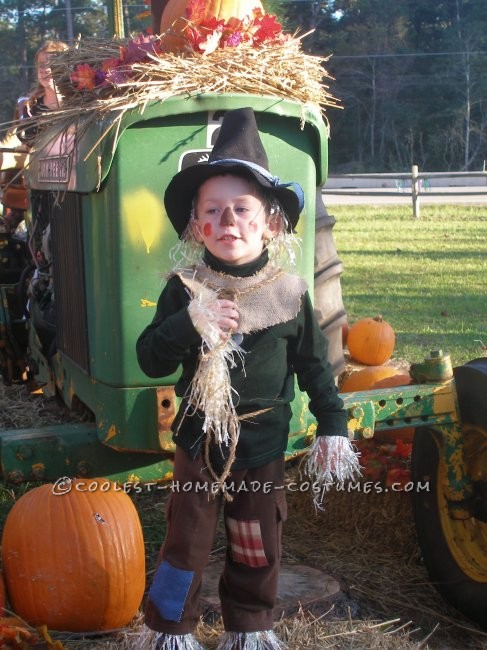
[50, 193, 90, 373]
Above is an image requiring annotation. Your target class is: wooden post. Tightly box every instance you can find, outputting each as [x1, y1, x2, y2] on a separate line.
[412, 164, 420, 218]
[109, 0, 125, 37]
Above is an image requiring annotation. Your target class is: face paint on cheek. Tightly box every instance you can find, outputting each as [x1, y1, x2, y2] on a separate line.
[203, 222, 212, 237]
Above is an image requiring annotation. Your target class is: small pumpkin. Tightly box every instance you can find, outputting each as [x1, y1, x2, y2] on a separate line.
[347, 315, 395, 366]
[1, 479, 145, 632]
[159, 0, 265, 50]
[372, 373, 415, 443]
[340, 365, 403, 392]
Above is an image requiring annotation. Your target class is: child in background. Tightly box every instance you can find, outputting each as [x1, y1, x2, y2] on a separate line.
[136, 107, 360, 650]
[17, 39, 68, 147]
[18, 40, 69, 290]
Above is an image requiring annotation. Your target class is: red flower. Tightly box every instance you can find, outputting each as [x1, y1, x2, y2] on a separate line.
[392, 439, 413, 459]
[184, 24, 204, 48]
[100, 57, 120, 73]
[71, 64, 96, 91]
[198, 16, 226, 32]
[253, 14, 284, 44]
[185, 17, 225, 52]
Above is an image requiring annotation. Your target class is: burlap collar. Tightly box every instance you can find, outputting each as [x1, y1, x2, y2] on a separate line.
[176, 263, 308, 334]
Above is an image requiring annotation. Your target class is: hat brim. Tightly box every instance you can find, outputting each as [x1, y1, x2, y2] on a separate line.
[164, 162, 301, 237]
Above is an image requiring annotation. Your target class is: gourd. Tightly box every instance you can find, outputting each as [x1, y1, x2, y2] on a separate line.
[340, 365, 403, 392]
[159, 0, 265, 50]
[160, 0, 265, 31]
[347, 315, 395, 366]
[1, 479, 145, 632]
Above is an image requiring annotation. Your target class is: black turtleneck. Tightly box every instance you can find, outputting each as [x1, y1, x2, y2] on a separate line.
[203, 248, 270, 277]
[136, 250, 348, 469]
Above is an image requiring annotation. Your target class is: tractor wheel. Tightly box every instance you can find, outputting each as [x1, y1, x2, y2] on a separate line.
[411, 358, 487, 629]
[314, 191, 346, 377]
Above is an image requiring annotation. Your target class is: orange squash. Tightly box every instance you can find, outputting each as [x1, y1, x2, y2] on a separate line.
[373, 373, 415, 443]
[347, 315, 395, 366]
[373, 373, 411, 389]
[1, 479, 145, 632]
[340, 365, 403, 392]
[0, 572, 6, 617]
[159, 0, 265, 50]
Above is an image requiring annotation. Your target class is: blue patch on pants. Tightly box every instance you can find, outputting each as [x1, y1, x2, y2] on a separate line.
[149, 560, 194, 622]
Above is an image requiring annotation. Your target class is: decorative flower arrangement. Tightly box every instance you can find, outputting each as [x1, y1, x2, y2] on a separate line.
[355, 438, 413, 489]
[182, 0, 288, 52]
[26, 4, 338, 162]
[70, 7, 288, 94]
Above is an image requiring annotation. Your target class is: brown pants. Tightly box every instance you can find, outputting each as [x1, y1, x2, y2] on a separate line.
[145, 447, 287, 634]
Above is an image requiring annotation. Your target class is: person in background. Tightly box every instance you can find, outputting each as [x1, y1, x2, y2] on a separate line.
[4, 39, 70, 362]
[1, 39, 68, 229]
[17, 39, 69, 148]
[15, 40, 68, 265]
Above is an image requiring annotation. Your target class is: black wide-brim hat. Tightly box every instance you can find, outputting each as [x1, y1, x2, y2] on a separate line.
[164, 107, 305, 237]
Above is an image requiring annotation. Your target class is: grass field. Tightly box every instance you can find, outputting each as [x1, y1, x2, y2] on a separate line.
[330, 204, 487, 368]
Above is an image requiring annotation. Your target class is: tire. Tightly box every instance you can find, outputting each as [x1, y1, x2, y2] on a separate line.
[411, 359, 487, 629]
[314, 190, 346, 376]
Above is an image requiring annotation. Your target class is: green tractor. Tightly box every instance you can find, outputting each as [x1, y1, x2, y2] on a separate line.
[0, 94, 485, 629]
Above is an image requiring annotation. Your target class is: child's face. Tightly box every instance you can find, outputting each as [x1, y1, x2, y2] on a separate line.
[36, 51, 56, 91]
[192, 174, 278, 266]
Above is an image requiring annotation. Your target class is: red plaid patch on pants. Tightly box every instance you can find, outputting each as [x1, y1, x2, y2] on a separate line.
[226, 516, 269, 568]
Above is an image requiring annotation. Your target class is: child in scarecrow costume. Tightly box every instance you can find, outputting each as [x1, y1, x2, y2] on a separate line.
[136, 107, 360, 650]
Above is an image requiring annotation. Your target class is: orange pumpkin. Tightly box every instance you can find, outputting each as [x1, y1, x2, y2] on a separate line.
[0, 572, 6, 617]
[340, 365, 403, 392]
[347, 315, 395, 365]
[373, 373, 415, 443]
[159, 0, 265, 50]
[1, 479, 145, 632]
[373, 373, 411, 389]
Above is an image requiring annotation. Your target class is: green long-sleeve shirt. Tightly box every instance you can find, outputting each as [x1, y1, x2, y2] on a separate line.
[136, 251, 348, 470]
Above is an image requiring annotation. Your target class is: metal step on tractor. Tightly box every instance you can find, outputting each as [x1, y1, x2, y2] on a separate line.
[0, 96, 486, 630]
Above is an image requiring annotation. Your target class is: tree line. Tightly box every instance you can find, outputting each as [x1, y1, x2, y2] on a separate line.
[1, 0, 486, 172]
[281, 0, 487, 172]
